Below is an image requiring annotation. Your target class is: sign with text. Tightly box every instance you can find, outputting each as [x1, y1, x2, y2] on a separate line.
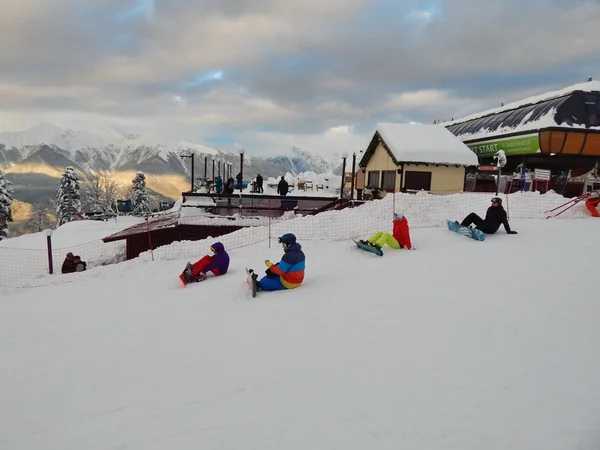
[467, 134, 540, 157]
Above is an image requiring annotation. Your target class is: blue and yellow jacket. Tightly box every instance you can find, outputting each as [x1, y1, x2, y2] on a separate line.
[266, 242, 305, 289]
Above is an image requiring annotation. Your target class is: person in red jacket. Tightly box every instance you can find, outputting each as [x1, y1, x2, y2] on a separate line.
[585, 191, 600, 217]
[359, 213, 413, 250]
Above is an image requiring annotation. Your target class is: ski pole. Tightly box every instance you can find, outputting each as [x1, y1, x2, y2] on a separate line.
[546, 196, 587, 219]
[544, 193, 590, 214]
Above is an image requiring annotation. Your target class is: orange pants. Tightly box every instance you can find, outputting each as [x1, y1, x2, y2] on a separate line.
[191, 255, 219, 277]
[585, 198, 600, 217]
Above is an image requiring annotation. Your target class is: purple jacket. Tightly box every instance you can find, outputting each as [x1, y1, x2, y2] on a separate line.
[202, 242, 230, 275]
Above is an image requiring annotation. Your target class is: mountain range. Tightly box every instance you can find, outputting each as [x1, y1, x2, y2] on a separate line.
[0, 123, 342, 211]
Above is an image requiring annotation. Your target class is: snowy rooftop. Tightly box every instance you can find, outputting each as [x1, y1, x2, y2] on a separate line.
[446, 80, 600, 126]
[374, 123, 479, 166]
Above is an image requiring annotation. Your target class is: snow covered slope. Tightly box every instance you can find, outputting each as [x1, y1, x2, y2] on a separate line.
[0, 193, 599, 449]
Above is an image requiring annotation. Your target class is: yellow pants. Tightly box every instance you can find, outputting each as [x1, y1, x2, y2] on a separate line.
[367, 232, 400, 249]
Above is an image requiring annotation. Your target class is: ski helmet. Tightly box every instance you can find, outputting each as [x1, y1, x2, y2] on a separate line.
[278, 233, 297, 246]
[491, 197, 502, 205]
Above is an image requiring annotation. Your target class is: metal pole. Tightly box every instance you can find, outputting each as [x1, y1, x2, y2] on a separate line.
[340, 157, 347, 199]
[212, 159, 215, 181]
[204, 157, 208, 178]
[190, 154, 195, 192]
[350, 152, 356, 200]
[239, 153, 244, 193]
[496, 166, 501, 196]
[45, 231, 53, 274]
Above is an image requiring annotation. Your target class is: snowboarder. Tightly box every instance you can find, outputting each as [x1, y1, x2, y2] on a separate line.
[585, 191, 600, 217]
[180, 242, 230, 284]
[359, 213, 413, 250]
[73, 255, 87, 272]
[252, 233, 305, 291]
[457, 197, 517, 234]
[61, 252, 76, 274]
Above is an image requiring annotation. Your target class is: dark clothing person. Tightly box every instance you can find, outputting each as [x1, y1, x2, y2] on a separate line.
[256, 174, 264, 193]
[224, 177, 234, 194]
[460, 197, 517, 234]
[277, 176, 289, 196]
[73, 256, 87, 272]
[61, 252, 76, 274]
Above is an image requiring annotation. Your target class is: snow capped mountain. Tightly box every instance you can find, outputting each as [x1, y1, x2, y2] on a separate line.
[0, 123, 220, 171]
[266, 146, 338, 175]
[0, 122, 340, 207]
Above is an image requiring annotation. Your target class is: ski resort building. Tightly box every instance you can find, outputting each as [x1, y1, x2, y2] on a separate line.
[444, 80, 600, 185]
[357, 123, 478, 197]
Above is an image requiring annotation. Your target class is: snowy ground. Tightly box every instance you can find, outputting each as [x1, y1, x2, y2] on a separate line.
[1, 214, 600, 449]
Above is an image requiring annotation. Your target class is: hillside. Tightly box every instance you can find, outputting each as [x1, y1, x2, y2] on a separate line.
[0, 191, 599, 449]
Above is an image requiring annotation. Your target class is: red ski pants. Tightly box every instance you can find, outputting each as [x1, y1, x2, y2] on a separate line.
[191, 255, 220, 278]
[585, 198, 600, 217]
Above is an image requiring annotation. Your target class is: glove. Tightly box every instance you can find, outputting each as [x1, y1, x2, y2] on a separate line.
[507, 230, 518, 234]
[265, 259, 271, 267]
[265, 268, 277, 278]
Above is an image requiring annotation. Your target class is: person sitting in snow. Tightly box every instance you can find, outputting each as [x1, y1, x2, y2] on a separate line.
[251, 233, 305, 291]
[73, 255, 87, 272]
[61, 252, 76, 274]
[180, 242, 230, 284]
[457, 197, 517, 234]
[585, 191, 600, 217]
[360, 212, 413, 250]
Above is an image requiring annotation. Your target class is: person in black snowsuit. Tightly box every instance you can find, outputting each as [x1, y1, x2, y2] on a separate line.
[61, 252, 76, 274]
[277, 176, 289, 196]
[458, 197, 518, 234]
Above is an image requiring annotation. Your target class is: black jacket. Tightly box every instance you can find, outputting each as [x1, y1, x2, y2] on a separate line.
[481, 205, 512, 233]
[277, 179, 289, 196]
[61, 258, 76, 274]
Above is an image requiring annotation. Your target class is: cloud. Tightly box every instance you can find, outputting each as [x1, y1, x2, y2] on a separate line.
[1, 0, 600, 157]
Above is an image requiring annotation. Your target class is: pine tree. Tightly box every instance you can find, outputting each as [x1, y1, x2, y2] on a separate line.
[0, 169, 13, 241]
[131, 171, 150, 216]
[56, 166, 81, 226]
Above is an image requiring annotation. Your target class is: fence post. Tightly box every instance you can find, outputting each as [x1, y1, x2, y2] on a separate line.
[44, 229, 54, 274]
[268, 200, 271, 248]
[145, 215, 154, 261]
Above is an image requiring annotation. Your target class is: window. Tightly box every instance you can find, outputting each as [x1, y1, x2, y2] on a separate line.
[367, 170, 380, 188]
[404, 171, 431, 191]
[381, 170, 396, 190]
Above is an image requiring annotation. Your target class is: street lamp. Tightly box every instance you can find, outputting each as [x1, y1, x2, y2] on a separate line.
[179, 151, 195, 192]
[238, 147, 245, 192]
[340, 152, 348, 199]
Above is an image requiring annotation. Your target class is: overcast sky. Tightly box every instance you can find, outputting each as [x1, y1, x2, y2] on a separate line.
[1, 0, 600, 158]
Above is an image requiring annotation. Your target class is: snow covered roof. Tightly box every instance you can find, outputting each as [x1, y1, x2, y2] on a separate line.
[102, 211, 180, 242]
[369, 123, 479, 166]
[446, 80, 600, 126]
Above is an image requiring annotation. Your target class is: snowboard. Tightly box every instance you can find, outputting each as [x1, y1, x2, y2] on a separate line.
[446, 220, 485, 241]
[179, 262, 194, 286]
[179, 262, 207, 286]
[352, 239, 384, 256]
[246, 267, 258, 298]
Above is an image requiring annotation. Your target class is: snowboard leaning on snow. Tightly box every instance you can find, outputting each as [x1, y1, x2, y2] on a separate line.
[352, 239, 384, 256]
[245, 267, 258, 298]
[446, 220, 485, 241]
